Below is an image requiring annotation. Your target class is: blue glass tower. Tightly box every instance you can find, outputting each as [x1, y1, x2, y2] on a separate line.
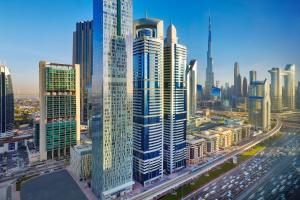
[133, 17, 164, 185]
[0, 65, 14, 137]
[91, 0, 134, 199]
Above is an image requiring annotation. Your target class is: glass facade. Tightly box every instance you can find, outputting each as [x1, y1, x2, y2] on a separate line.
[39, 62, 80, 160]
[163, 24, 187, 174]
[91, 0, 134, 198]
[132, 18, 164, 185]
[0, 65, 14, 136]
[73, 21, 93, 124]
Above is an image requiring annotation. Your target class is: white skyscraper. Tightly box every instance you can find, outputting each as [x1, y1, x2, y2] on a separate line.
[91, 0, 134, 199]
[186, 60, 197, 120]
[283, 64, 296, 110]
[164, 23, 187, 174]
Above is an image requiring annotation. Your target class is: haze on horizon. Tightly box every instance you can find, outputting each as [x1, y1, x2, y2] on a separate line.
[0, 0, 299, 96]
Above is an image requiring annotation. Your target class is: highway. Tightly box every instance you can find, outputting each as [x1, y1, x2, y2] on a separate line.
[130, 115, 282, 200]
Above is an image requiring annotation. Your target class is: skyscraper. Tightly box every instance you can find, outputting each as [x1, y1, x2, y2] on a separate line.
[186, 60, 197, 120]
[73, 21, 93, 124]
[248, 79, 271, 131]
[132, 17, 164, 185]
[0, 64, 14, 137]
[164, 23, 187, 174]
[205, 15, 214, 97]
[268, 68, 282, 112]
[249, 70, 257, 84]
[91, 0, 134, 198]
[234, 62, 242, 97]
[297, 82, 300, 109]
[283, 64, 296, 110]
[39, 61, 80, 160]
[243, 77, 248, 97]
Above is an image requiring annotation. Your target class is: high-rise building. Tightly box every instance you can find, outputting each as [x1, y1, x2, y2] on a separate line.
[164, 23, 187, 174]
[132, 17, 164, 185]
[243, 77, 248, 97]
[297, 82, 300, 109]
[91, 0, 134, 198]
[205, 15, 214, 97]
[186, 60, 197, 120]
[249, 70, 257, 84]
[283, 64, 296, 110]
[268, 68, 282, 112]
[248, 79, 271, 131]
[39, 61, 80, 160]
[234, 62, 242, 97]
[234, 62, 243, 97]
[73, 21, 93, 124]
[0, 65, 14, 137]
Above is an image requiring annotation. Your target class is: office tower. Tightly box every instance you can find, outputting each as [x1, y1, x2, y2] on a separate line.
[197, 84, 203, 110]
[234, 62, 242, 97]
[73, 21, 93, 124]
[249, 70, 257, 84]
[205, 15, 214, 97]
[132, 17, 164, 185]
[268, 68, 282, 112]
[283, 64, 296, 110]
[91, 0, 134, 198]
[39, 61, 80, 160]
[297, 82, 300, 109]
[248, 79, 271, 131]
[0, 65, 14, 137]
[164, 23, 187, 174]
[186, 60, 197, 120]
[243, 77, 248, 97]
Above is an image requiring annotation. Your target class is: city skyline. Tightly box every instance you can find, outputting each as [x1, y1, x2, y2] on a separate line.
[1, 0, 300, 95]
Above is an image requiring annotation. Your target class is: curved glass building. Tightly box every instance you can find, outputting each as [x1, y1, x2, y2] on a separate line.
[0, 64, 14, 137]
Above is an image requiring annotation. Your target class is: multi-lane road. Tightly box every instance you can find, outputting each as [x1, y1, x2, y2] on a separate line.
[130, 115, 282, 200]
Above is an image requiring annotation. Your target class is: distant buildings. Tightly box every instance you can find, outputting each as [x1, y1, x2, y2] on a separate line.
[70, 144, 92, 180]
[39, 61, 80, 160]
[91, 0, 134, 198]
[268, 64, 296, 112]
[248, 79, 271, 131]
[132, 17, 164, 185]
[186, 60, 197, 120]
[0, 64, 14, 137]
[234, 62, 242, 97]
[163, 23, 187, 174]
[73, 21, 93, 124]
[205, 15, 214, 97]
[249, 70, 257, 84]
[297, 82, 300, 109]
[243, 77, 248, 97]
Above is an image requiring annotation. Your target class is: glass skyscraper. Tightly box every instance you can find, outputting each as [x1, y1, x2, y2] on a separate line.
[91, 0, 134, 198]
[132, 17, 164, 185]
[73, 21, 93, 124]
[0, 64, 14, 137]
[164, 24, 187, 174]
[186, 60, 197, 121]
[39, 61, 80, 160]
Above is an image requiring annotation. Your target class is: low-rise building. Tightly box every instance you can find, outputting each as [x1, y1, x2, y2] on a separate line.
[186, 135, 206, 165]
[213, 127, 233, 149]
[70, 144, 92, 181]
[195, 131, 220, 154]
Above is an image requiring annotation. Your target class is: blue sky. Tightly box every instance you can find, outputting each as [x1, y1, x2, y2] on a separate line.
[0, 0, 299, 95]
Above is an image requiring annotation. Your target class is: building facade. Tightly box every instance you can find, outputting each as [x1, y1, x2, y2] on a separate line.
[248, 79, 271, 131]
[0, 65, 14, 137]
[73, 21, 93, 124]
[283, 64, 296, 110]
[234, 62, 242, 97]
[186, 60, 197, 121]
[91, 0, 134, 198]
[39, 61, 80, 160]
[70, 144, 92, 180]
[297, 82, 300, 109]
[132, 17, 164, 185]
[243, 77, 248, 97]
[249, 70, 257, 84]
[268, 68, 282, 112]
[163, 23, 187, 174]
[186, 135, 206, 166]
